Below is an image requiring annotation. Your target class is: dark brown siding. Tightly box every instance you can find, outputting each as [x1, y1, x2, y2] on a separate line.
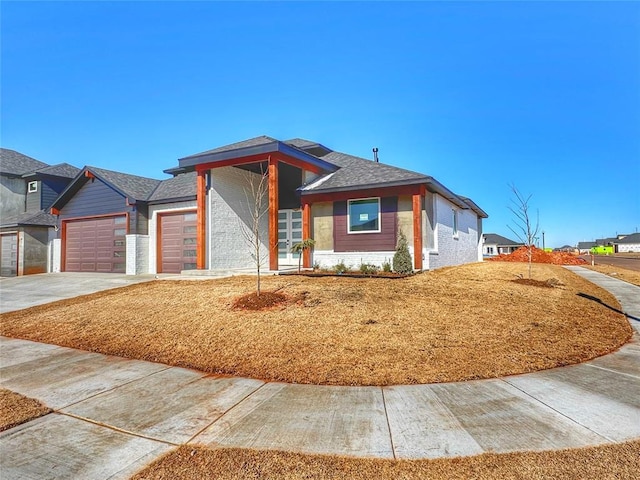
[333, 197, 397, 252]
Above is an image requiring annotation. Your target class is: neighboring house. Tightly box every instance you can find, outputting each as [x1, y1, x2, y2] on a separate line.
[482, 233, 523, 257]
[161, 136, 487, 273]
[0, 148, 78, 276]
[49, 166, 196, 274]
[614, 233, 640, 253]
[577, 241, 596, 254]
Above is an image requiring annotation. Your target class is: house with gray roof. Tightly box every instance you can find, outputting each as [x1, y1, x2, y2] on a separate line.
[482, 233, 524, 257]
[615, 233, 640, 253]
[36, 135, 487, 275]
[161, 135, 487, 273]
[1, 148, 79, 276]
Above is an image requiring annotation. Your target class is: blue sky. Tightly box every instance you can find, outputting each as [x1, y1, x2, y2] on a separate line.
[2, 1, 639, 248]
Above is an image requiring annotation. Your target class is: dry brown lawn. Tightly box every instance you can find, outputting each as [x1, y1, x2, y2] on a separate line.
[0, 262, 632, 386]
[131, 442, 640, 480]
[584, 264, 640, 287]
[0, 388, 51, 432]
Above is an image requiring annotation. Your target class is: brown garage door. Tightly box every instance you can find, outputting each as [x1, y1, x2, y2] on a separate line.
[0, 233, 18, 277]
[64, 216, 127, 272]
[158, 211, 197, 273]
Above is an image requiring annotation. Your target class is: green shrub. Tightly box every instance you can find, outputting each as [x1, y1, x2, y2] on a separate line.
[382, 260, 392, 273]
[393, 230, 413, 274]
[333, 260, 349, 274]
[359, 263, 380, 275]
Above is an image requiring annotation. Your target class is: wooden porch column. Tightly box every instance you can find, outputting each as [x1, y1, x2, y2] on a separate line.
[302, 201, 311, 268]
[196, 169, 207, 270]
[268, 157, 279, 271]
[412, 188, 423, 270]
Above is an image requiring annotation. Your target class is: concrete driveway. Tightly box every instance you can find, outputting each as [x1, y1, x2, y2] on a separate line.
[0, 273, 158, 314]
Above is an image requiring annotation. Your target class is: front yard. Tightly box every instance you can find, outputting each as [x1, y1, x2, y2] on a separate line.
[0, 262, 632, 386]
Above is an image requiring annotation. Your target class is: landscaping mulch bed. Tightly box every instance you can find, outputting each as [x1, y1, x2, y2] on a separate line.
[584, 264, 640, 287]
[0, 262, 632, 386]
[131, 442, 640, 480]
[0, 388, 51, 432]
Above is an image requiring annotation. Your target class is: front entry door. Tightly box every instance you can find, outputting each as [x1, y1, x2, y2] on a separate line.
[278, 209, 303, 266]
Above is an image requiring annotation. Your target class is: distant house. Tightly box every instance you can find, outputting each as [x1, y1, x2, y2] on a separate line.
[614, 233, 640, 253]
[482, 233, 523, 257]
[0, 148, 78, 276]
[577, 241, 596, 254]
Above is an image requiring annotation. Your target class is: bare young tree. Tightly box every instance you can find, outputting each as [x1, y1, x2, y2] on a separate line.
[507, 183, 540, 279]
[240, 165, 269, 296]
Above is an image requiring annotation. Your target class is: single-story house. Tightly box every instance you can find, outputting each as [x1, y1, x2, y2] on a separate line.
[45, 136, 487, 274]
[577, 241, 596, 254]
[0, 148, 79, 276]
[614, 233, 640, 253]
[161, 136, 488, 273]
[482, 233, 523, 257]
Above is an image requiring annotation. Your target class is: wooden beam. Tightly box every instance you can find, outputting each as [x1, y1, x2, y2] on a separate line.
[268, 157, 279, 271]
[413, 192, 423, 270]
[196, 170, 207, 269]
[302, 201, 311, 268]
[84, 170, 95, 179]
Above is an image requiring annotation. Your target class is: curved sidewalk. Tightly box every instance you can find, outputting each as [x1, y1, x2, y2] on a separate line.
[1, 267, 639, 479]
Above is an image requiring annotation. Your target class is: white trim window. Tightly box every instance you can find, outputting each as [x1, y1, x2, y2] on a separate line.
[452, 208, 459, 237]
[28, 181, 38, 193]
[348, 197, 381, 233]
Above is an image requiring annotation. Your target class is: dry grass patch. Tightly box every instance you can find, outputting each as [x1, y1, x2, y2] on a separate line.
[131, 442, 640, 480]
[0, 262, 632, 386]
[584, 264, 640, 287]
[0, 388, 51, 431]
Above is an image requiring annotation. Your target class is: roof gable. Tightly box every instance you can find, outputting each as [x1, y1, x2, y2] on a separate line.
[51, 166, 162, 211]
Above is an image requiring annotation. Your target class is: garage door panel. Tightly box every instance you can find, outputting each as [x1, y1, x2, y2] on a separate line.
[64, 216, 126, 273]
[159, 212, 197, 274]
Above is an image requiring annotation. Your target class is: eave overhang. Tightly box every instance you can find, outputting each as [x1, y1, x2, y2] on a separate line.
[177, 141, 339, 174]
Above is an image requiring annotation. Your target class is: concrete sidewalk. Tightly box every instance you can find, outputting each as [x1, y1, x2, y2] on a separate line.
[1, 267, 639, 479]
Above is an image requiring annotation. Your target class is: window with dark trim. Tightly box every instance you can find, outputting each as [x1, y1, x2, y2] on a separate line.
[348, 198, 381, 233]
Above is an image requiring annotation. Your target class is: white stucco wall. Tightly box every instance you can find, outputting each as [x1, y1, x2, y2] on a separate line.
[618, 243, 640, 253]
[312, 251, 398, 270]
[148, 201, 197, 274]
[208, 166, 269, 270]
[429, 195, 481, 270]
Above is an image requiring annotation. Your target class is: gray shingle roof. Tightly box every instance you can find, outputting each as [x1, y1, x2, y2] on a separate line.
[148, 172, 196, 202]
[617, 232, 640, 244]
[23, 163, 80, 179]
[0, 210, 57, 228]
[0, 148, 49, 176]
[88, 166, 162, 201]
[483, 233, 522, 246]
[577, 241, 596, 249]
[181, 136, 277, 160]
[303, 151, 429, 192]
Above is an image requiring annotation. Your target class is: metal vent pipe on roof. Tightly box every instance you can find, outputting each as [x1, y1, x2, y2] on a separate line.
[373, 147, 379, 162]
